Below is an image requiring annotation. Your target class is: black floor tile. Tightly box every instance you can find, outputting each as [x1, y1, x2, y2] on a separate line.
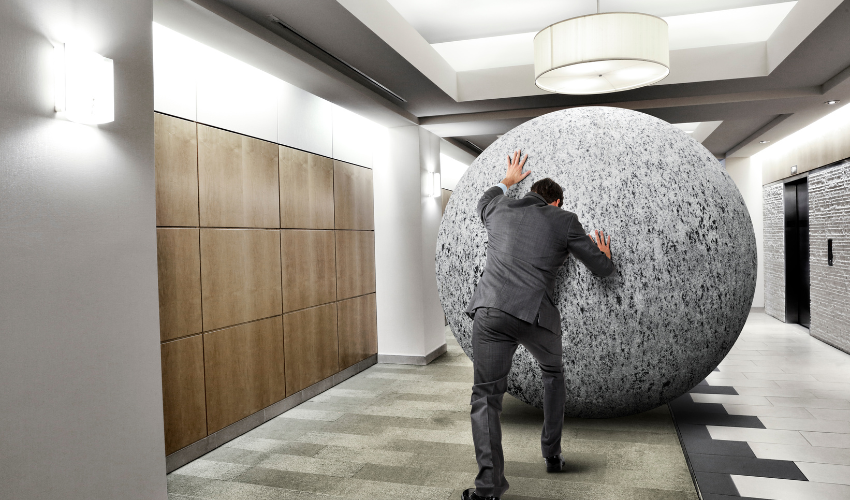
[670, 396, 764, 428]
[676, 424, 756, 457]
[689, 386, 738, 395]
[694, 471, 740, 496]
[702, 493, 766, 500]
[690, 453, 807, 480]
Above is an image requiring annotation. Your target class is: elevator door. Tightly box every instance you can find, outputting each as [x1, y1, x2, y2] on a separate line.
[784, 179, 810, 327]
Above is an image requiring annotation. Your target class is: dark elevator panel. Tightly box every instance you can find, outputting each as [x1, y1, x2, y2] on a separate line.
[784, 179, 810, 328]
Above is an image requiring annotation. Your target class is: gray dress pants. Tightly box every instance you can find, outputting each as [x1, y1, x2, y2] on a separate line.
[470, 307, 566, 498]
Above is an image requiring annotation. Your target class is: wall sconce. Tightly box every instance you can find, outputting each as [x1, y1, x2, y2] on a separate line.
[426, 172, 441, 197]
[54, 43, 114, 124]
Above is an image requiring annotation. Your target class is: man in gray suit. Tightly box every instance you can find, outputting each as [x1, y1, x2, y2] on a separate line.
[462, 150, 615, 500]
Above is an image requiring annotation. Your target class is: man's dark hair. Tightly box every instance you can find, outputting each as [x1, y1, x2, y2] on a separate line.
[530, 178, 563, 207]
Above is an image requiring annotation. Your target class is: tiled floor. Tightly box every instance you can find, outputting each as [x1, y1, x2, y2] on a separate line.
[670, 312, 850, 500]
[167, 328, 697, 500]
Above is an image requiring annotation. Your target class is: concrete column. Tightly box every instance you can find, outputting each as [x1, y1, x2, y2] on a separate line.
[373, 125, 447, 364]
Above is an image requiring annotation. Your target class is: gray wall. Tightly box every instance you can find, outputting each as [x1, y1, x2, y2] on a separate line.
[809, 160, 850, 353]
[0, 1, 167, 499]
[763, 184, 786, 321]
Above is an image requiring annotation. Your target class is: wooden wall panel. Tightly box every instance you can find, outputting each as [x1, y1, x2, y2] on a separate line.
[335, 230, 376, 300]
[161, 336, 207, 455]
[157, 228, 202, 341]
[198, 124, 280, 228]
[280, 147, 334, 229]
[337, 293, 377, 370]
[200, 229, 282, 331]
[333, 161, 374, 230]
[441, 189, 452, 215]
[281, 230, 336, 312]
[283, 304, 338, 396]
[155, 113, 199, 227]
[204, 317, 285, 433]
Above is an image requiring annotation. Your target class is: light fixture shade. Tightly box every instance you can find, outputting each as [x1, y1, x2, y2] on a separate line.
[534, 13, 669, 95]
[54, 43, 115, 124]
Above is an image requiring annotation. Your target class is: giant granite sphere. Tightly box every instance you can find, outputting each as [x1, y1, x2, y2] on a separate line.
[436, 107, 756, 418]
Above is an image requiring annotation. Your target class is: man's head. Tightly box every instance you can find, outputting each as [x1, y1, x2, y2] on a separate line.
[530, 178, 564, 208]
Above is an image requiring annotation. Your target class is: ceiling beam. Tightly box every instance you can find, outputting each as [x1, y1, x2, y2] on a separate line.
[419, 87, 823, 126]
[724, 114, 792, 158]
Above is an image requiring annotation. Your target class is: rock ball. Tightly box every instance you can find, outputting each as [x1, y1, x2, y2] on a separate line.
[436, 107, 757, 418]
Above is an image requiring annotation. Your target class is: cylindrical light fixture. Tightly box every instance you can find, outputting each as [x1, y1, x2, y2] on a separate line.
[534, 13, 669, 95]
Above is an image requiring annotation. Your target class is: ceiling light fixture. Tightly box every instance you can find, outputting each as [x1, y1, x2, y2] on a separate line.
[760, 140, 770, 144]
[825, 100, 840, 105]
[534, 1, 669, 95]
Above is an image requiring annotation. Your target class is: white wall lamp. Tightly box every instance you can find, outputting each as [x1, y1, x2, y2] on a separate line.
[54, 43, 114, 124]
[426, 172, 441, 197]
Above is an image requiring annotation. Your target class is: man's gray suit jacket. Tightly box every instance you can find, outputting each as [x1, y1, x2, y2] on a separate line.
[465, 186, 615, 335]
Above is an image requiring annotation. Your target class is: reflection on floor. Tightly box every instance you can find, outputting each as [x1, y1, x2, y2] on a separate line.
[671, 312, 850, 500]
[167, 328, 697, 500]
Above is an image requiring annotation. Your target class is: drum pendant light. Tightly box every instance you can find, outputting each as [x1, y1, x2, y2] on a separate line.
[534, 3, 669, 95]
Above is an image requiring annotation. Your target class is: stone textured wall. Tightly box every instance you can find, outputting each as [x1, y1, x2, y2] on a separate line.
[763, 183, 786, 321]
[809, 160, 850, 353]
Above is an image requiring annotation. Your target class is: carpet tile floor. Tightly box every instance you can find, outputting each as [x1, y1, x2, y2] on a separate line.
[168, 328, 698, 500]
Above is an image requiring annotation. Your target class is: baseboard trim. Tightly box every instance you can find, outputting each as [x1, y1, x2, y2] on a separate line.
[378, 343, 447, 366]
[165, 354, 377, 474]
[750, 307, 765, 313]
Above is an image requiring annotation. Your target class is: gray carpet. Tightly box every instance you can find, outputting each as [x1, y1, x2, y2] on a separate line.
[167, 328, 698, 500]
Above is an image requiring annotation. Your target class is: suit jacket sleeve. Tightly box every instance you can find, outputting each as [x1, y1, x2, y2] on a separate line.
[566, 216, 615, 277]
[477, 186, 505, 223]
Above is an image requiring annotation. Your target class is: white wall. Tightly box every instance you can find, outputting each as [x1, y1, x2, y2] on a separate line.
[726, 157, 765, 308]
[152, 23, 376, 167]
[0, 1, 167, 499]
[373, 126, 447, 358]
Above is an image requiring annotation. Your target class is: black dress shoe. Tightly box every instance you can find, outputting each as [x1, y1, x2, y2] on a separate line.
[545, 454, 565, 472]
[462, 488, 499, 500]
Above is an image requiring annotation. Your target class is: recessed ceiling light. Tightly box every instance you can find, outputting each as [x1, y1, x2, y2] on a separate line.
[760, 140, 770, 144]
[825, 100, 840, 105]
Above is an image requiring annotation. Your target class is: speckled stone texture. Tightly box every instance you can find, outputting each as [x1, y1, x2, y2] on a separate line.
[763, 183, 786, 322]
[436, 107, 757, 418]
[809, 160, 850, 354]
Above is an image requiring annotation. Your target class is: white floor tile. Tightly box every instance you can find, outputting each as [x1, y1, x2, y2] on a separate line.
[749, 442, 850, 465]
[705, 376, 781, 388]
[706, 426, 809, 446]
[777, 381, 850, 392]
[744, 372, 819, 381]
[796, 462, 850, 485]
[766, 397, 850, 410]
[734, 386, 815, 398]
[724, 404, 815, 419]
[692, 394, 772, 406]
[759, 417, 850, 433]
[809, 408, 850, 422]
[732, 475, 850, 500]
[803, 432, 850, 449]
[718, 359, 758, 366]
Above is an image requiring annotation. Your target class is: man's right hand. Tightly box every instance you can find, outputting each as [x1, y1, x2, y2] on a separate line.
[589, 230, 612, 260]
[501, 150, 530, 188]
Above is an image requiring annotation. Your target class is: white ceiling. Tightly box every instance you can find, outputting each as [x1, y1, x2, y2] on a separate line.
[385, 0, 795, 43]
[432, 2, 796, 73]
[339, 0, 839, 102]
